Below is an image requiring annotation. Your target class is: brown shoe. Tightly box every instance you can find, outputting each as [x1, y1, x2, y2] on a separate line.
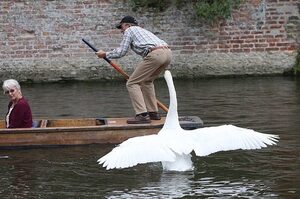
[127, 114, 151, 124]
[149, 112, 161, 120]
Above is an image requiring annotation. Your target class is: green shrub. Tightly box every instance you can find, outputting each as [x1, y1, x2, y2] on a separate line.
[195, 0, 241, 24]
[129, 0, 241, 24]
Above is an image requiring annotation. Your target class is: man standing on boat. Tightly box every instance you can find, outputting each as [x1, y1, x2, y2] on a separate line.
[96, 16, 172, 124]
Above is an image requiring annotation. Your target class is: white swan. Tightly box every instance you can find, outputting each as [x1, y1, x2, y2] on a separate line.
[98, 70, 279, 171]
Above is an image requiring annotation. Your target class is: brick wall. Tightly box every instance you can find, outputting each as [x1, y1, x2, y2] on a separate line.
[0, 0, 299, 82]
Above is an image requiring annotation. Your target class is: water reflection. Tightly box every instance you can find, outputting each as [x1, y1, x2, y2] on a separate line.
[107, 171, 194, 199]
[105, 168, 277, 198]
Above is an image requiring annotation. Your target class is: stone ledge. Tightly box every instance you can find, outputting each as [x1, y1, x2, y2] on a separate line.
[0, 51, 296, 82]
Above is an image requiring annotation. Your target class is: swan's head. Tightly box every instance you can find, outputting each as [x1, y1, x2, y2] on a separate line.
[164, 70, 172, 80]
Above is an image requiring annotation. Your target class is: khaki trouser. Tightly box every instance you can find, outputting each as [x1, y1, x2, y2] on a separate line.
[126, 48, 172, 114]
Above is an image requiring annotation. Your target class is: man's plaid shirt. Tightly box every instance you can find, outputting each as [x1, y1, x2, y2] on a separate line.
[106, 26, 168, 59]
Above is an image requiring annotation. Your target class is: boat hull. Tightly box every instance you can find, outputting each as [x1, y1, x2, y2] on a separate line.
[0, 116, 203, 148]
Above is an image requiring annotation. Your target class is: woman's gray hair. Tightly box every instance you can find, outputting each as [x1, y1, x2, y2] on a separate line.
[2, 79, 21, 94]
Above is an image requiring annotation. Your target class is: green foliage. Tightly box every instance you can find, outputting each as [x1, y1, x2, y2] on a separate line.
[195, 0, 241, 24]
[129, 0, 241, 25]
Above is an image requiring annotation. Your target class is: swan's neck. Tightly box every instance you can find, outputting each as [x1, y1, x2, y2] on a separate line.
[163, 72, 181, 130]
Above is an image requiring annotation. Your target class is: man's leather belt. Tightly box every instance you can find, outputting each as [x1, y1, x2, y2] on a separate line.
[149, 46, 169, 52]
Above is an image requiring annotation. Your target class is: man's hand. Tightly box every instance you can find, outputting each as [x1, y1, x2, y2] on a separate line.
[96, 50, 106, 58]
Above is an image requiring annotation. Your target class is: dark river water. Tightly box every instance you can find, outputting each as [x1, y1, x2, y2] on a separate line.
[0, 75, 299, 198]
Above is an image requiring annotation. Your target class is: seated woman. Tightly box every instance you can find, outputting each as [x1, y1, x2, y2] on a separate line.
[2, 79, 32, 128]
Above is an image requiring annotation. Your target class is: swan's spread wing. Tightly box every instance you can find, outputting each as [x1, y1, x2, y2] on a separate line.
[190, 125, 279, 156]
[98, 134, 176, 170]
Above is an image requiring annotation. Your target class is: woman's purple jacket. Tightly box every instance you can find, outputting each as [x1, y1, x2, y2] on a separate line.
[6, 97, 33, 128]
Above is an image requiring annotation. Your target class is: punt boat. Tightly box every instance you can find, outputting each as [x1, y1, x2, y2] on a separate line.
[0, 116, 203, 149]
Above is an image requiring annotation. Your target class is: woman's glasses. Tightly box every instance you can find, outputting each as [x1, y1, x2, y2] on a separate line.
[4, 89, 15, 95]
